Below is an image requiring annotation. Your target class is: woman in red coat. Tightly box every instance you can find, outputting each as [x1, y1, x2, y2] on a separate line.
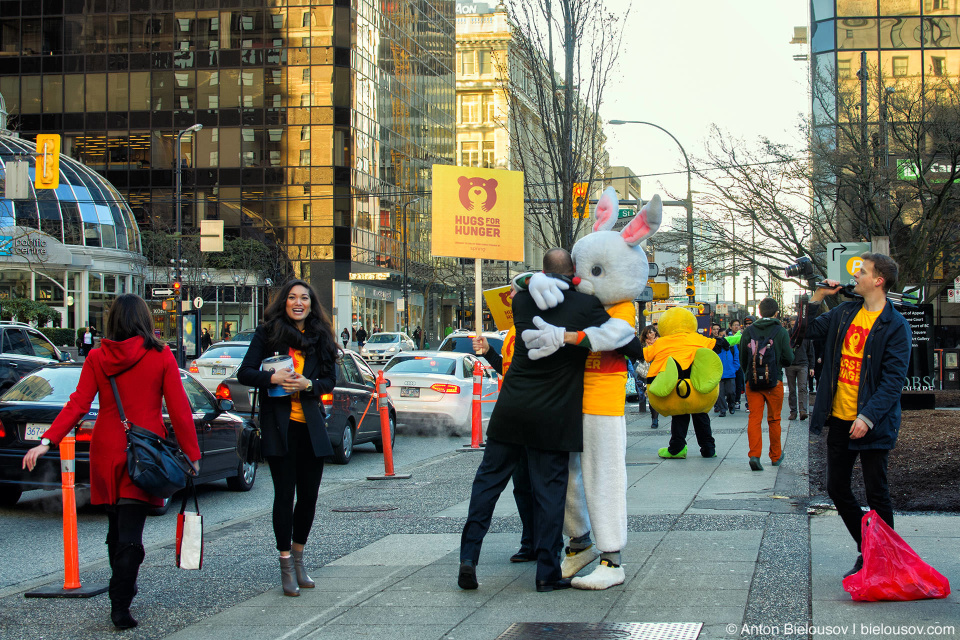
[23, 294, 201, 630]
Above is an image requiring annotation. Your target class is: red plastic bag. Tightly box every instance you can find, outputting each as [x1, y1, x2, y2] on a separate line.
[843, 510, 951, 601]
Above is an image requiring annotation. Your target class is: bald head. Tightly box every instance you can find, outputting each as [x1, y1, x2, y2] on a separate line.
[543, 248, 574, 276]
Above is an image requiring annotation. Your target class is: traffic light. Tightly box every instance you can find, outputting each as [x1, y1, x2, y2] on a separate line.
[172, 281, 182, 297]
[572, 182, 589, 218]
[34, 134, 61, 190]
[685, 265, 696, 298]
[699, 269, 706, 283]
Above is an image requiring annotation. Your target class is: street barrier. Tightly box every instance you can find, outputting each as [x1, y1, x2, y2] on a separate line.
[367, 370, 410, 480]
[458, 360, 486, 452]
[25, 429, 108, 598]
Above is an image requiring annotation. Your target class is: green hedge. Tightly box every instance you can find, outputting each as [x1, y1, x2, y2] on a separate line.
[39, 328, 76, 348]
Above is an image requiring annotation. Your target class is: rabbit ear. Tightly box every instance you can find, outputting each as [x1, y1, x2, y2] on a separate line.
[592, 187, 619, 232]
[621, 194, 662, 246]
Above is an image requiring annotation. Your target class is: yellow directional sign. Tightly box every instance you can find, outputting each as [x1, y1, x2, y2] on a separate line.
[35, 134, 61, 189]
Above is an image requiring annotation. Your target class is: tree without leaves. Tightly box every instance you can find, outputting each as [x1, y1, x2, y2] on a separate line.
[502, 0, 625, 251]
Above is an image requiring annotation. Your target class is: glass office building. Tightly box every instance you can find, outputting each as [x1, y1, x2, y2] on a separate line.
[0, 0, 456, 340]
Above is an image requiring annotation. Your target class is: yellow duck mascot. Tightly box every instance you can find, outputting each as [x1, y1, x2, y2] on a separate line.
[643, 306, 724, 416]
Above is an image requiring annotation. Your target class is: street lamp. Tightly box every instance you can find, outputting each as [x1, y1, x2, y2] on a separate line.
[174, 123, 202, 367]
[608, 119, 694, 303]
[401, 196, 423, 333]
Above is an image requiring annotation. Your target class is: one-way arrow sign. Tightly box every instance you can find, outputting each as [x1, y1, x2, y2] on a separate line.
[152, 288, 174, 297]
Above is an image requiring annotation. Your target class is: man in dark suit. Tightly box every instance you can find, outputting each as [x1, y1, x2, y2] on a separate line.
[458, 248, 615, 592]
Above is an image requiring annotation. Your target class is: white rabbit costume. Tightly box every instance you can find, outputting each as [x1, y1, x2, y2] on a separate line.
[523, 187, 661, 589]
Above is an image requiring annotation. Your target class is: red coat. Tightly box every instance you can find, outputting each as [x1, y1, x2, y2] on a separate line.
[43, 337, 201, 506]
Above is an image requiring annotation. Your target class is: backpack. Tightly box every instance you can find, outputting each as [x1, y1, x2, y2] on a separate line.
[745, 325, 779, 390]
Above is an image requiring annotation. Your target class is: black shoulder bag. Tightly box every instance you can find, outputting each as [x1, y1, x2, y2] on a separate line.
[110, 376, 195, 499]
[236, 388, 263, 464]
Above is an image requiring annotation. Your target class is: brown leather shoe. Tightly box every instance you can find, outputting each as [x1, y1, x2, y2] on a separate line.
[788, 412, 798, 420]
[800, 412, 808, 420]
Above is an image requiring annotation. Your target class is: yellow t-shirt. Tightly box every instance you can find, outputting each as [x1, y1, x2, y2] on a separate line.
[288, 347, 307, 423]
[831, 307, 882, 421]
[582, 300, 635, 416]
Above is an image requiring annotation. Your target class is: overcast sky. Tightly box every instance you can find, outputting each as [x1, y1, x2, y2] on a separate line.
[601, 0, 810, 204]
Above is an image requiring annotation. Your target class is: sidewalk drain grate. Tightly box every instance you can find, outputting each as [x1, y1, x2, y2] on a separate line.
[330, 505, 398, 512]
[495, 622, 702, 639]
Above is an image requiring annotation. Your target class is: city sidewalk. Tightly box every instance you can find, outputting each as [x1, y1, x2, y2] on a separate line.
[5, 397, 958, 639]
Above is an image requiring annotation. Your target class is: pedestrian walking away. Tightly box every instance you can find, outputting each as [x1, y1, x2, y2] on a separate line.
[740, 298, 794, 470]
[784, 318, 815, 421]
[22, 294, 201, 630]
[200, 327, 213, 352]
[237, 279, 338, 597]
[805, 253, 911, 579]
[355, 326, 367, 348]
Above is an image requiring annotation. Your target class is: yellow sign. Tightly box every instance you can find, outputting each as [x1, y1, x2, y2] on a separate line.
[431, 164, 524, 261]
[572, 182, 589, 218]
[648, 282, 671, 300]
[35, 134, 61, 189]
[846, 256, 863, 277]
[482, 285, 514, 331]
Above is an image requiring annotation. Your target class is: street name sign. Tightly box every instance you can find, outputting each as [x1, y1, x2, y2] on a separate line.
[826, 242, 871, 286]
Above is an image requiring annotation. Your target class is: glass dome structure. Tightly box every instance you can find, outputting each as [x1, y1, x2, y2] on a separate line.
[0, 131, 141, 253]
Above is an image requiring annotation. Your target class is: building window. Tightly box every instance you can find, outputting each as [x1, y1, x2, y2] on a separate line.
[461, 141, 479, 166]
[302, 11, 312, 27]
[303, 204, 311, 220]
[209, 151, 219, 165]
[483, 94, 495, 123]
[482, 140, 494, 168]
[459, 51, 475, 75]
[300, 149, 311, 166]
[838, 59, 851, 77]
[478, 50, 492, 75]
[925, 0, 950, 11]
[301, 126, 310, 141]
[932, 56, 947, 76]
[460, 94, 480, 123]
[893, 56, 908, 76]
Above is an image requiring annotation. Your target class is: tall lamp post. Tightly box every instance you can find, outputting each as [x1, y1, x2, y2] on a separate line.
[608, 120, 694, 303]
[400, 196, 423, 333]
[175, 123, 202, 367]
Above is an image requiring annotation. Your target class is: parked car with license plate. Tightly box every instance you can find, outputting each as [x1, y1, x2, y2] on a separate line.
[215, 349, 396, 465]
[188, 341, 252, 393]
[358, 332, 417, 364]
[0, 321, 73, 394]
[382, 351, 499, 435]
[0, 364, 257, 514]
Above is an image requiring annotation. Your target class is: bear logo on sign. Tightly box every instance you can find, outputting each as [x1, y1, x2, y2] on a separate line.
[458, 176, 498, 212]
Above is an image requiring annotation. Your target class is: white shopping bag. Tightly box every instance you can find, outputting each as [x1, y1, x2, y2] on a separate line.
[175, 483, 203, 570]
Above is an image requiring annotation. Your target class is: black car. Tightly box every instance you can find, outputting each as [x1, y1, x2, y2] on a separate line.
[216, 349, 396, 465]
[0, 364, 257, 515]
[0, 322, 72, 394]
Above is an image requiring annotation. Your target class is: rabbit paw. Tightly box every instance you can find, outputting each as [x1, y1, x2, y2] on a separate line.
[522, 316, 566, 360]
[528, 272, 568, 310]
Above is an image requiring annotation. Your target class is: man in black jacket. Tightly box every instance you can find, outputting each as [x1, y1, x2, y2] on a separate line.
[784, 318, 815, 421]
[459, 249, 629, 593]
[807, 253, 911, 578]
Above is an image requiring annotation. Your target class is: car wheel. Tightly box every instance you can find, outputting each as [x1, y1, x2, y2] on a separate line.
[226, 460, 257, 492]
[147, 495, 172, 517]
[374, 413, 396, 453]
[332, 421, 354, 465]
[0, 485, 22, 506]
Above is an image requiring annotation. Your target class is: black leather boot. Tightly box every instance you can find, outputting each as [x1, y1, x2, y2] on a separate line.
[109, 543, 145, 629]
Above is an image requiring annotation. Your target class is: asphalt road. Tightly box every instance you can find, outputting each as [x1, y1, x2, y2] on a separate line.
[0, 432, 468, 595]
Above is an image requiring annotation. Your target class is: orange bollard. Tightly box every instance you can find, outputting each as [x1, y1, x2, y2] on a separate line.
[26, 429, 108, 598]
[470, 360, 483, 448]
[366, 370, 411, 480]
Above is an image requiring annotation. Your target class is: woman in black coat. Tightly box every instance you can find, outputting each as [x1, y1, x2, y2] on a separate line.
[237, 279, 338, 597]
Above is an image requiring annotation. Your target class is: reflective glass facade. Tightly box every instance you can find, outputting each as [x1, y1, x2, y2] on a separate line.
[0, 0, 456, 316]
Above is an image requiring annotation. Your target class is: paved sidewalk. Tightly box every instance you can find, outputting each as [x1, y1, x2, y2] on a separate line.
[3, 399, 958, 640]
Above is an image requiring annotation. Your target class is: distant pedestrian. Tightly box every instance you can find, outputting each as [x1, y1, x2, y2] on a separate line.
[729, 319, 745, 410]
[200, 328, 213, 352]
[784, 323, 815, 421]
[413, 325, 422, 348]
[340, 328, 349, 348]
[77, 324, 95, 356]
[355, 326, 367, 348]
[806, 253, 911, 579]
[221, 324, 232, 341]
[740, 299, 793, 470]
[713, 329, 738, 417]
[636, 326, 659, 429]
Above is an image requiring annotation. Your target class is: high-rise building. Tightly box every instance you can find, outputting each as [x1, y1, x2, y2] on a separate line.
[0, 0, 456, 340]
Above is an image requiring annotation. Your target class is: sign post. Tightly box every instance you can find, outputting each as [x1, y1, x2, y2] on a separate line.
[432, 165, 524, 341]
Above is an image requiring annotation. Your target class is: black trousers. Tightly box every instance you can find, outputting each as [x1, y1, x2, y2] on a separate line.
[267, 421, 325, 551]
[460, 438, 534, 563]
[525, 446, 569, 583]
[105, 503, 148, 547]
[826, 417, 893, 550]
[669, 413, 715, 456]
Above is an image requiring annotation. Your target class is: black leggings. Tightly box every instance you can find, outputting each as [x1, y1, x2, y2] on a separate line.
[267, 421, 325, 552]
[105, 503, 149, 547]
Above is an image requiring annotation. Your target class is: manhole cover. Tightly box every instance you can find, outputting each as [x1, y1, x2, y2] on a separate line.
[495, 623, 702, 640]
[330, 505, 398, 512]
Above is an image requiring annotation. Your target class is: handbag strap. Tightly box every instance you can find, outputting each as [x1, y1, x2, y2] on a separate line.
[179, 478, 200, 514]
[250, 387, 259, 423]
[109, 376, 131, 429]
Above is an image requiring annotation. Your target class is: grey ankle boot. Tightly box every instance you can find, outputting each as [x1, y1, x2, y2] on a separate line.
[291, 549, 315, 588]
[279, 555, 300, 596]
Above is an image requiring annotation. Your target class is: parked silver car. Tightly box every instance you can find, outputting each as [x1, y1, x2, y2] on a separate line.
[359, 332, 417, 364]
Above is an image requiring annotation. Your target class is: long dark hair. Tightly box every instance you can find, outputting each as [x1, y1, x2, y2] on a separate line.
[105, 294, 165, 352]
[639, 325, 659, 343]
[262, 279, 336, 358]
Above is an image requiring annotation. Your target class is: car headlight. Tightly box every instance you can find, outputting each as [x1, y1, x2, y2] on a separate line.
[388, 347, 397, 352]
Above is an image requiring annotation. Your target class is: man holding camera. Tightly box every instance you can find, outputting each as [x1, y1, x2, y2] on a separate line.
[807, 252, 911, 578]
